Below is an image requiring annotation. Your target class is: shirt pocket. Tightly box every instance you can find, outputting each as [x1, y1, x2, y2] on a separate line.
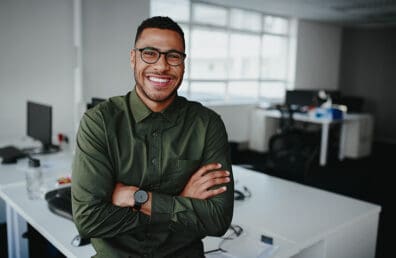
[160, 159, 201, 195]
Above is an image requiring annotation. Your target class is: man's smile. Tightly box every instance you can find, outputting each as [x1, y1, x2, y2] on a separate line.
[146, 74, 173, 87]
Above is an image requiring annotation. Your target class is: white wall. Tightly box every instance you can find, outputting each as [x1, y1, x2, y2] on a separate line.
[0, 0, 150, 140]
[82, 0, 149, 102]
[0, 0, 74, 139]
[0, 0, 149, 223]
[294, 20, 342, 90]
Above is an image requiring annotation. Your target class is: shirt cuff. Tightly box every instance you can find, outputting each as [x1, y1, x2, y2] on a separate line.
[150, 191, 173, 225]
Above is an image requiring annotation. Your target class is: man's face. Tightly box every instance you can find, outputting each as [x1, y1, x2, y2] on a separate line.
[131, 28, 185, 110]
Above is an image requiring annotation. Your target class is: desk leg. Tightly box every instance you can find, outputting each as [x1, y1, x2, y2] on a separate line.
[338, 122, 346, 161]
[320, 123, 330, 166]
[6, 204, 29, 258]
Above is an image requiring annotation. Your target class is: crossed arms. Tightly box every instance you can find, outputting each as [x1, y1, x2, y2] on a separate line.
[71, 109, 234, 239]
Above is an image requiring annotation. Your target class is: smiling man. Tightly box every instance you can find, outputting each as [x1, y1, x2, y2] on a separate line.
[71, 16, 234, 258]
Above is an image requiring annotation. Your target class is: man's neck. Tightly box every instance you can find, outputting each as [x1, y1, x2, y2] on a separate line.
[135, 88, 175, 113]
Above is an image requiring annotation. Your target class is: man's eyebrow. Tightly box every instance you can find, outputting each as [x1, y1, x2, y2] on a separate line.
[138, 46, 158, 51]
[139, 46, 184, 53]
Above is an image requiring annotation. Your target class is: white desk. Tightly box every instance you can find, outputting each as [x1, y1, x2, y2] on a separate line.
[230, 166, 381, 258]
[0, 165, 381, 258]
[1, 181, 95, 258]
[252, 109, 373, 166]
[0, 150, 75, 258]
[0, 151, 73, 186]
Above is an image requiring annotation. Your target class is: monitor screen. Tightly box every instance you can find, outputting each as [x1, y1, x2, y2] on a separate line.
[285, 90, 341, 109]
[27, 101, 52, 148]
[285, 90, 316, 108]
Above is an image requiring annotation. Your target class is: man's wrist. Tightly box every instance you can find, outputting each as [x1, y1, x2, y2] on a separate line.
[133, 189, 149, 211]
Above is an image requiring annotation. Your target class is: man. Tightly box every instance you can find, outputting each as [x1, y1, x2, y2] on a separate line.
[72, 16, 234, 258]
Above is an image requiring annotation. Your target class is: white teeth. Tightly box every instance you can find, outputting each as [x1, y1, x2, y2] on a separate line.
[149, 76, 169, 83]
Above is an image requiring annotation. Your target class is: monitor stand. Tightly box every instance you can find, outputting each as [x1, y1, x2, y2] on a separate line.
[23, 143, 60, 155]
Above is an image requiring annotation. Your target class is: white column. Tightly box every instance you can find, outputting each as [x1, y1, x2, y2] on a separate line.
[73, 0, 83, 153]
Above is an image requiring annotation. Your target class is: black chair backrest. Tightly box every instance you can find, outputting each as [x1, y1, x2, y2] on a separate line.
[267, 104, 319, 178]
[86, 97, 106, 110]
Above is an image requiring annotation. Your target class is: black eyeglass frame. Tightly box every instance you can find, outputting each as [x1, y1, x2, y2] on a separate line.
[134, 47, 186, 66]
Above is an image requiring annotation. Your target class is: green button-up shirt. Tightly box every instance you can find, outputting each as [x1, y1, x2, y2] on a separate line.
[71, 89, 234, 258]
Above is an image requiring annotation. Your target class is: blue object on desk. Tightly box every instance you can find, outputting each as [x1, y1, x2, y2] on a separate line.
[314, 107, 343, 120]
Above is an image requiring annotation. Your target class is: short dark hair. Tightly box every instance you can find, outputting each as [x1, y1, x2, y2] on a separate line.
[134, 16, 185, 50]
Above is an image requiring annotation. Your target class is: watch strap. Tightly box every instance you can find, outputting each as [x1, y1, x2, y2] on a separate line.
[133, 202, 142, 211]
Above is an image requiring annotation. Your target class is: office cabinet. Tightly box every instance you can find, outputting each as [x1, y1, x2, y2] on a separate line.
[249, 109, 278, 152]
[342, 114, 374, 158]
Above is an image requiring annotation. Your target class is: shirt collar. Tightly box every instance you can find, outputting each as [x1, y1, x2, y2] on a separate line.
[129, 87, 185, 124]
[130, 88, 152, 123]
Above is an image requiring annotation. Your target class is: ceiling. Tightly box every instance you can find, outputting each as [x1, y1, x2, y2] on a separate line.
[202, 0, 396, 27]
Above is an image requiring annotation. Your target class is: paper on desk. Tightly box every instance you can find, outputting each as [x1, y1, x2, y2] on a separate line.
[205, 243, 278, 258]
[207, 232, 279, 258]
[223, 239, 278, 258]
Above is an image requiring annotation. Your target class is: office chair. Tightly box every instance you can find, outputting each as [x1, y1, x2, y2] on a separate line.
[266, 105, 319, 180]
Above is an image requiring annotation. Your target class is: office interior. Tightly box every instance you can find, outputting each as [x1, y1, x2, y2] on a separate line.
[0, 0, 395, 257]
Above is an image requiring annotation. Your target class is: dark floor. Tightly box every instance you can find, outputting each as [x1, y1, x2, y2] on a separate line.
[0, 141, 392, 258]
[230, 141, 392, 258]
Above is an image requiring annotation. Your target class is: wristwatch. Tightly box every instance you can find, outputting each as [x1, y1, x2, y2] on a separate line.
[133, 189, 149, 211]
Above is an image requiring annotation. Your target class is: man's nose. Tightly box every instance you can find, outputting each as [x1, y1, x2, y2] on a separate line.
[152, 53, 170, 71]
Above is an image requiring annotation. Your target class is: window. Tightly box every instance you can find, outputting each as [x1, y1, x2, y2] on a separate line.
[151, 0, 293, 104]
[190, 27, 228, 80]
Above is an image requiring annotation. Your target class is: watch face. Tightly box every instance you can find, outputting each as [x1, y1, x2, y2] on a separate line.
[134, 190, 148, 204]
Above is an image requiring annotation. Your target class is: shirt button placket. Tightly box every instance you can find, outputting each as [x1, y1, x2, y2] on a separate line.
[152, 130, 159, 137]
[151, 129, 160, 170]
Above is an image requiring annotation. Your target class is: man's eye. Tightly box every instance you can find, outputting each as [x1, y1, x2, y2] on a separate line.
[167, 53, 182, 59]
[143, 50, 157, 57]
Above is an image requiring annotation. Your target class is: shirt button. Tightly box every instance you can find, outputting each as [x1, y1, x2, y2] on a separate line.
[151, 158, 156, 165]
[152, 130, 159, 137]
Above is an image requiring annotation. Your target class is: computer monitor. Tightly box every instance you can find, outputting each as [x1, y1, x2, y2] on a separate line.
[27, 101, 59, 154]
[285, 90, 316, 109]
[285, 90, 341, 110]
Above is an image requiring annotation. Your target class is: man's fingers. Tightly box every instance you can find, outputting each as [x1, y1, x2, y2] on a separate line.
[199, 176, 230, 192]
[202, 186, 227, 199]
[198, 170, 230, 185]
[196, 163, 222, 177]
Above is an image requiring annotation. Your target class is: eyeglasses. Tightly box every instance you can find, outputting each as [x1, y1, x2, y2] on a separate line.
[134, 47, 186, 66]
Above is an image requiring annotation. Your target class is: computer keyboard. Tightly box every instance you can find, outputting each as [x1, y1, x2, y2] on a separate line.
[0, 145, 27, 163]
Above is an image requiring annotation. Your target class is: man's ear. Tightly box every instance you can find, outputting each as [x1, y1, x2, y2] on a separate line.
[130, 49, 136, 69]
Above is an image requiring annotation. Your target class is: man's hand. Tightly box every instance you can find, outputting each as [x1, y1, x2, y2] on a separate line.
[112, 183, 137, 207]
[180, 163, 230, 199]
